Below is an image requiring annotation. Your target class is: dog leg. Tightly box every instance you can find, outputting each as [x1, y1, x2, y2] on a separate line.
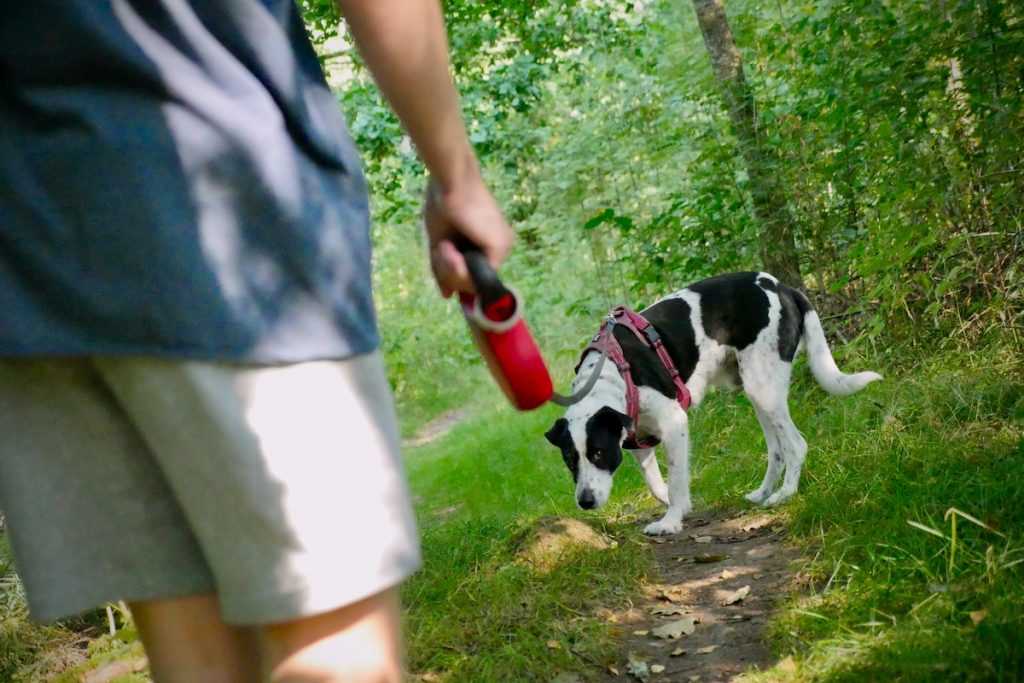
[763, 406, 807, 506]
[643, 408, 690, 536]
[745, 406, 784, 504]
[740, 350, 807, 507]
[631, 448, 669, 505]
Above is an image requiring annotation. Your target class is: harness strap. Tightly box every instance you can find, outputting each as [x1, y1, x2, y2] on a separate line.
[575, 305, 692, 450]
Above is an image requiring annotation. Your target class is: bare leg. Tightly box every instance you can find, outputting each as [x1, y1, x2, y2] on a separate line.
[261, 588, 403, 683]
[631, 447, 669, 505]
[129, 594, 260, 683]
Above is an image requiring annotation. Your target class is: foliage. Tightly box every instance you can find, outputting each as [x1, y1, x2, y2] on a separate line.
[327, 0, 1022, 420]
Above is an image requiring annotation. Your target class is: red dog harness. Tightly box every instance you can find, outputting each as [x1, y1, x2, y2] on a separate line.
[576, 306, 692, 449]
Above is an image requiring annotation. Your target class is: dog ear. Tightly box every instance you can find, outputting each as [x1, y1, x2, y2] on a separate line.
[593, 406, 633, 434]
[544, 418, 571, 448]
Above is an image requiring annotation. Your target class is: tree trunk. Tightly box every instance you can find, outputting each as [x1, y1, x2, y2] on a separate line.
[690, 0, 803, 288]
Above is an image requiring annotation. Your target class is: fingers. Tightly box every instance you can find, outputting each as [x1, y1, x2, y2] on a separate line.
[423, 177, 514, 298]
[429, 240, 469, 298]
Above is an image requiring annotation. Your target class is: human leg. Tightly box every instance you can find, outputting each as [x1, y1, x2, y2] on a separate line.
[129, 594, 260, 683]
[261, 588, 402, 683]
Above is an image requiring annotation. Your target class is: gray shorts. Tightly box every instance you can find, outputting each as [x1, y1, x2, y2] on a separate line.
[0, 352, 421, 624]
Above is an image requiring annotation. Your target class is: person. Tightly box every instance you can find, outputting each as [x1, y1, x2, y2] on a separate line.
[0, 1, 513, 681]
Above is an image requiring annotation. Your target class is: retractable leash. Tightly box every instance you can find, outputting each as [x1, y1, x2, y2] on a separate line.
[455, 241, 605, 410]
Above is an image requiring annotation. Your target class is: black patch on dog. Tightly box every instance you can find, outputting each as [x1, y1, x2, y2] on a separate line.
[584, 407, 629, 473]
[545, 418, 578, 481]
[775, 283, 809, 362]
[757, 276, 777, 292]
[612, 297, 700, 400]
[688, 272, 770, 350]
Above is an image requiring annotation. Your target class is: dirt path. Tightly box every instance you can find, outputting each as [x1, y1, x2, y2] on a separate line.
[402, 409, 470, 449]
[597, 510, 799, 682]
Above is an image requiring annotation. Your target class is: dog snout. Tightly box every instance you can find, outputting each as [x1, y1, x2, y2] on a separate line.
[578, 490, 597, 510]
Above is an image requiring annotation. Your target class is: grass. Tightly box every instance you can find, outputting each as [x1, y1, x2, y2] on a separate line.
[401, 392, 661, 680]
[398, 344, 1023, 681]
[2, 344, 1021, 681]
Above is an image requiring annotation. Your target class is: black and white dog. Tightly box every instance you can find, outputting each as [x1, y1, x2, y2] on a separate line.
[544, 272, 881, 536]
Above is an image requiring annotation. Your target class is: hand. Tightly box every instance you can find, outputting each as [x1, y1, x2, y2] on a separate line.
[423, 175, 515, 298]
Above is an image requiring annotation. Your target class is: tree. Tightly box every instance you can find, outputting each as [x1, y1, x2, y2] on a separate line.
[690, 0, 803, 288]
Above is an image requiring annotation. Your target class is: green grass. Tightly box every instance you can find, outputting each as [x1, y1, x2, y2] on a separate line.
[398, 345, 1024, 681]
[401, 393, 661, 680]
[3, 345, 1021, 681]
[690, 347, 1024, 682]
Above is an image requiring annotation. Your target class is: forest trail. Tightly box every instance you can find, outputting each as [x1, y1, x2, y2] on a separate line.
[593, 510, 800, 682]
[402, 409, 471, 449]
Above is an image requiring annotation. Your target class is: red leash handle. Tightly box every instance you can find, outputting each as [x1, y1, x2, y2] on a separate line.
[455, 241, 554, 410]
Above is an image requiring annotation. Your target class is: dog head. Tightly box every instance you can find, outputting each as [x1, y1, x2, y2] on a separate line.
[544, 405, 632, 510]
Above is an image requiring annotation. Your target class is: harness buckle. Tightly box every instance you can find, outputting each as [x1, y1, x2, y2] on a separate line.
[642, 326, 661, 345]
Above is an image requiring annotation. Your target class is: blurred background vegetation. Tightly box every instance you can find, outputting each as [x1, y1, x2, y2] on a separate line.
[303, 0, 1022, 428]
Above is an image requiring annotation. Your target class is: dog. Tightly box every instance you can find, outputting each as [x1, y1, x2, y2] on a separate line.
[544, 272, 881, 536]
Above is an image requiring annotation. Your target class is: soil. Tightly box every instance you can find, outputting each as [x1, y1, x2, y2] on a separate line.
[403, 409, 470, 448]
[593, 509, 800, 682]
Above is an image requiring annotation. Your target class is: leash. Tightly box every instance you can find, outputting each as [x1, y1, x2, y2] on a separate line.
[550, 348, 608, 407]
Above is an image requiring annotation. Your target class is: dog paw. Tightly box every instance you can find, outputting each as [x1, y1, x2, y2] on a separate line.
[745, 489, 769, 504]
[644, 518, 683, 536]
[764, 489, 795, 507]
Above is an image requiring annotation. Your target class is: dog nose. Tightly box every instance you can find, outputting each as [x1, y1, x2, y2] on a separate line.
[578, 490, 596, 509]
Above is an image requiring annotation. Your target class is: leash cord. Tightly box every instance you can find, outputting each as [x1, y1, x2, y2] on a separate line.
[550, 348, 608, 407]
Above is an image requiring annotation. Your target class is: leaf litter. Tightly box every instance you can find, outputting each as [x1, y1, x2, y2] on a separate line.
[602, 510, 798, 682]
[651, 616, 698, 640]
[721, 585, 751, 606]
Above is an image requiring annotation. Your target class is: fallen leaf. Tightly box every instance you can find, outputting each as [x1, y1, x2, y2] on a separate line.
[651, 664, 666, 674]
[720, 569, 738, 580]
[651, 616, 697, 640]
[546, 639, 562, 650]
[691, 535, 713, 544]
[696, 645, 719, 655]
[671, 648, 687, 657]
[632, 629, 650, 636]
[694, 553, 728, 563]
[418, 674, 442, 683]
[626, 652, 650, 681]
[608, 666, 620, 676]
[651, 605, 688, 617]
[777, 656, 797, 673]
[741, 516, 773, 532]
[726, 614, 751, 622]
[970, 609, 988, 625]
[721, 585, 751, 606]
[688, 677, 701, 682]
[658, 587, 686, 603]
[747, 546, 775, 559]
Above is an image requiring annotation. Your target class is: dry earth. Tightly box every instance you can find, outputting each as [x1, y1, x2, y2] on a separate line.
[584, 510, 800, 683]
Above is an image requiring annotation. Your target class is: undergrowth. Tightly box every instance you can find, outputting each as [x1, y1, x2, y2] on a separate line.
[3, 341, 1021, 681]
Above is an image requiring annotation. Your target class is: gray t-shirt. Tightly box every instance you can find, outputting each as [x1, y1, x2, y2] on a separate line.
[0, 1, 378, 363]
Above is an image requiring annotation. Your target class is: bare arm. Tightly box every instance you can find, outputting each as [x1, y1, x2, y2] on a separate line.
[335, 0, 513, 296]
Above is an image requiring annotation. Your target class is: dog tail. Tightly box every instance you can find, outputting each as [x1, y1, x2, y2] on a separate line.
[796, 291, 882, 396]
